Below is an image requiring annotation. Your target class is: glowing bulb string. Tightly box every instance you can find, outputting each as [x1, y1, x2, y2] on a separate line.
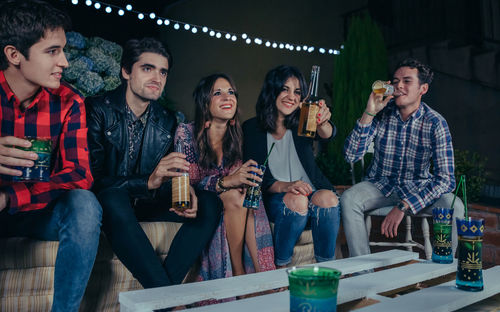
[68, 0, 343, 56]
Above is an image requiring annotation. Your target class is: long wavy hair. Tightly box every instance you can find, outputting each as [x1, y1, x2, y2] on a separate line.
[193, 73, 243, 169]
[256, 65, 308, 133]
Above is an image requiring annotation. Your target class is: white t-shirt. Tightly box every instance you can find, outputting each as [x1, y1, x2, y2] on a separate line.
[267, 130, 316, 191]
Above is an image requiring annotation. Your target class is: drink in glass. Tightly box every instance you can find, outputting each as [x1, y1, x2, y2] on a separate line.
[431, 207, 454, 264]
[243, 164, 266, 210]
[372, 80, 394, 96]
[13, 137, 52, 182]
[456, 217, 484, 291]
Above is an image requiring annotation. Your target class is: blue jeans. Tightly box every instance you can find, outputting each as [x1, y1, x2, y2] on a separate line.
[0, 189, 102, 312]
[265, 191, 341, 266]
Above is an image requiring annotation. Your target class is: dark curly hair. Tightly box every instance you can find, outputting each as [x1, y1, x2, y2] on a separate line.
[0, 0, 71, 70]
[255, 65, 308, 133]
[121, 38, 173, 76]
[394, 58, 434, 85]
[193, 73, 242, 169]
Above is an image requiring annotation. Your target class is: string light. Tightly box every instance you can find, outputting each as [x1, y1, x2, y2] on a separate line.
[65, 0, 341, 56]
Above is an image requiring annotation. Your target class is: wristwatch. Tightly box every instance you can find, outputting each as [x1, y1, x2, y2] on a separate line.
[397, 201, 409, 214]
[217, 177, 229, 194]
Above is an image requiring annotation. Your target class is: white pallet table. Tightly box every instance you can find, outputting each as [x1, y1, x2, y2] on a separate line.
[119, 250, 418, 312]
[358, 266, 500, 312]
[188, 259, 458, 311]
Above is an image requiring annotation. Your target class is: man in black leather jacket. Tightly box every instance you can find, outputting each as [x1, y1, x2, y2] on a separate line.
[85, 38, 221, 287]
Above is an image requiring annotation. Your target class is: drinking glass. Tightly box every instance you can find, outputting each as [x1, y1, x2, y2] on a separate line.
[372, 80, 394, 96]
[456, 217, 484, 291]
[243, 164, 266, 210]
[432, 207, 454, 264]
[13, 137, 52, 182]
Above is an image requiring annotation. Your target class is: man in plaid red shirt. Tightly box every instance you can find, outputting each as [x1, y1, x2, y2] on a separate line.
[0, 1, 102, 311]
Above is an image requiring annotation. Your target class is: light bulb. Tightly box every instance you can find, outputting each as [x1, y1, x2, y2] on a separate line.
[118, 9, 124, 16]
[126, 4, 132, 10]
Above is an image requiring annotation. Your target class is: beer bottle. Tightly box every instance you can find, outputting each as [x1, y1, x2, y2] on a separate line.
[171, 141, 190, 211]
[298, 65, 320, 138]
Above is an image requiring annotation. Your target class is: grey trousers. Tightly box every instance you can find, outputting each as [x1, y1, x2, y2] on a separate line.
[340, 181, 465, 257]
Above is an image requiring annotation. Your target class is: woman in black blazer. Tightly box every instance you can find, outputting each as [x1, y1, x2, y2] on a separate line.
[242, 65, 340, 268]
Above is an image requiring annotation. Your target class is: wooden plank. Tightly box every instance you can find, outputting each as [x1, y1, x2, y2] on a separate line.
[119, 250, 418, 311]
[358, 266, 500, 312]
[187, 260, 457, 312]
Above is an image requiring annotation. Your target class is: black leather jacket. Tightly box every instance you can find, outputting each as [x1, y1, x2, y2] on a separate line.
[85, 84, 177, 197]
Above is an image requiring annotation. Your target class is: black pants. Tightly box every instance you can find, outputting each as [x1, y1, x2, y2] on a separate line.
[97, 187, 222, 288]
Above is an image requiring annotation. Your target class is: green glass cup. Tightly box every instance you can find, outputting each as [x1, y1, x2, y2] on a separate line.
[287, 266, 341, 312]
[13, 137, 52, 182]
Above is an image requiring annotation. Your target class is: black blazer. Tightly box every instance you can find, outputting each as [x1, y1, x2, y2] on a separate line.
[242, 117, 336, 193]
[85, 84, 177, 197]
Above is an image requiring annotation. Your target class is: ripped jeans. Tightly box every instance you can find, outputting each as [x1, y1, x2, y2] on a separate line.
[265, 191, 341, 266]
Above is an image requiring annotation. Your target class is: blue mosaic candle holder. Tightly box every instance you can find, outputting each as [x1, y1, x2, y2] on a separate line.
[432, 207, 454, 264]
[456, 217, 484, 291]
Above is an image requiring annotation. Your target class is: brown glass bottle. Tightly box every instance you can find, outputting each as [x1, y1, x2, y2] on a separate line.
[298, 65, 320, 138]
[172, 141, 190, 211]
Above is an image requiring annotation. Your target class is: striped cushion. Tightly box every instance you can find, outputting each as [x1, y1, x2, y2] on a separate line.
[0, 221, 182, 312]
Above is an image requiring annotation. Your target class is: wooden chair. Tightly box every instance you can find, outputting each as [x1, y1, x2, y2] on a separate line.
[350, 143, 432, 260]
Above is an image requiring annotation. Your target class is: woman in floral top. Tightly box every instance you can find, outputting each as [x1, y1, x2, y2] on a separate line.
[174, 73, 275, 279]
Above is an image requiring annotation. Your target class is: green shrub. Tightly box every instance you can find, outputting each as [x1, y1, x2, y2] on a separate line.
[454, 149, 487, 202]
[318, 12, 387, 185]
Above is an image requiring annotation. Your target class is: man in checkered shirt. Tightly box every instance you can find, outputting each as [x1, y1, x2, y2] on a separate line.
[341, 58, 464, 257]
[0, 1, 102, 311]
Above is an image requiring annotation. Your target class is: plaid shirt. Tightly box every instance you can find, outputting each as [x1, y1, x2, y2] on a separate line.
[344, 101, 455, 214]
[0, 71, 93, 213]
